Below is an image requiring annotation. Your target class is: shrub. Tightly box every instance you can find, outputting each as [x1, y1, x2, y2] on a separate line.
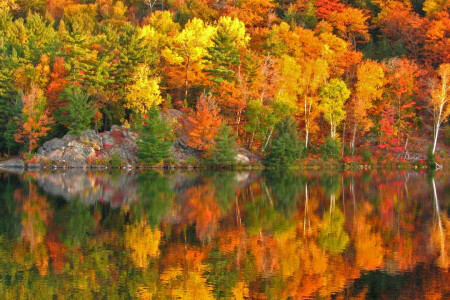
[209, 123, 237, 167]
[137, 106, 174, 166]
[445, 126, 450, 146]
[427, 147, 436, 169]
[263, 117, 305, 168]
[109, 153, 123, 168]
[321, 136, 340, 161]
[362, 149, 372, 162]
[187, 156, 198, 166]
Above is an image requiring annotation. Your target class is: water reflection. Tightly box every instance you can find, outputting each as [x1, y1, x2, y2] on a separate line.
[0, 169, 448, 299]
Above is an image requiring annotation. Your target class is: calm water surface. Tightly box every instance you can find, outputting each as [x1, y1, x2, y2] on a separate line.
[0, 169, 448, 299]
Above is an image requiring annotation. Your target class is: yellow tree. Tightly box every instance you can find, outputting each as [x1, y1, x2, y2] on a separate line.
[319, 78, 350, 139]
[299, 58, 329, 147]
[430, 63, 450, 154]
[125, 64, 163, 115]
[351, 60, 384, 154]
[162, 18, 216, 103]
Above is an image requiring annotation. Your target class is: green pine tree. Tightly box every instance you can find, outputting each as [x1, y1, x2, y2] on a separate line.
[263, 117, 305, 168]
[137, 107, 174, 166]
[65, 86, 97, 135]
[210, 123, 237, 167]
[203, 28, 240, 84]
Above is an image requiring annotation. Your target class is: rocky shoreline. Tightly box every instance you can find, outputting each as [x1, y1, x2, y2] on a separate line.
[0, 126, 260, 170]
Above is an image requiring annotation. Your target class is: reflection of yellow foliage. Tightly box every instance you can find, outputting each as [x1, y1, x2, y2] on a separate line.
[136, 286, 155, 300]
[353, 213, 384, 271]
[232, 281, 249, 300]
[160, 266, 214, 300]
[125, 220, 161, 269]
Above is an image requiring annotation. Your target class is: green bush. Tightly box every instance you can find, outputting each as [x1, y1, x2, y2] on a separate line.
[209, 123, 237, 167]
[445, 126, 450, 146]
[362, 149, 372, 162]
[109, 153, 123, 168]
[427, 147, 436, 169]
[263, 117, 305, 168]
[321, 136, 340, 161]
[137, 107, 174, 166]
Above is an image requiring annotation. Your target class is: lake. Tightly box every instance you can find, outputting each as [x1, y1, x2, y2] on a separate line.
[0, 169, 448, 299]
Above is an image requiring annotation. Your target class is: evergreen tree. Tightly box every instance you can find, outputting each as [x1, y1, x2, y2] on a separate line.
[321, 136, 341, 161]
[209, 123, 237, 167]
[263, 117, 305, 167]
[203, 17, 247, 84]
[137, 107, 174, 166]
[65, 86, 97, 135]
[4, 98, 22, 155]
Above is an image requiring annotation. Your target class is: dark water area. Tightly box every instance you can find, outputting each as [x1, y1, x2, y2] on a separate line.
[0, 169, 448, 299]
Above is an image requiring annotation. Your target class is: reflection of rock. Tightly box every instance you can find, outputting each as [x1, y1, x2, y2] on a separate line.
[0, 158, 25, 169]
[32, 170, 139, 207]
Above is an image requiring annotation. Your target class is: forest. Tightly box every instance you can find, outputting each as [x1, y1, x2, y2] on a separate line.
[0, 0, 449, 167]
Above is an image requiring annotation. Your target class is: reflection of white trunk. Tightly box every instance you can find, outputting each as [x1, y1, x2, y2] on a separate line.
[235, 196, 241, 226]
[351, 178, 356, 221]
[341, 176, 345, 213]
[432, 178, 446, 267]
[330, 194, 335, 214]
[304, 183, 310, 234]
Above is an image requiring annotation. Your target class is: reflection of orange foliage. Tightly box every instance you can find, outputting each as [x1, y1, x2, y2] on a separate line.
[185, 184, 221, 241]
[14, 183, 53, 248]
[353, 208, 384, 271]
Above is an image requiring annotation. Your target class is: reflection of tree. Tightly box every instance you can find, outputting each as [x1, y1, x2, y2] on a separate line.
[185, 184, 221, 242]
[318, 208, 349, 255]
[208, 171, 237, 214]
[134, 171, 174, 226]
[125, 219, 161, 269]
[64, 199, 95, 248]
[244, 196, 289, 236]
[264, 170, 305, 216]
[432, 177, 448, 269]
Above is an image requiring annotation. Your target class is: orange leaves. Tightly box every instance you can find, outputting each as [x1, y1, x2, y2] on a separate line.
[186, 94, 222, 152]
[315, 0, 347, 19]
[328, 7, 370, 47]
[46, 57, 69, 113]
[14, 86, 54, 152]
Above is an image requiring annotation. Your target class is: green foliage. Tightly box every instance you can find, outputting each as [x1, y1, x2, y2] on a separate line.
[137, 107, 174, 166]
[427, 147, 436, 169]
[263, 117, 305, 168]
[109, 153, 123, 168]
[318, 208, 349, 255]
[321, 136, 341, 161]
[135, 171, 174, 226]
[209, 123, 237, 167]
[444, 126, 450, 146]
[362, 149, 372, 162]
[64, 86, 97, 135]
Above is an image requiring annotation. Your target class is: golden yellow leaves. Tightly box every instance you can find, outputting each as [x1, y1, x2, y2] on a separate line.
[125, 64, 163, 115]
[125, 219, 161, 269]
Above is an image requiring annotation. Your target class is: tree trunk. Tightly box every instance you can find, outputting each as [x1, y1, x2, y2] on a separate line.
[351, 121, 357, 156]
[342, 122, 346, 158]
[261, 127, 273, 153]
[184, 57, 190, 104]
